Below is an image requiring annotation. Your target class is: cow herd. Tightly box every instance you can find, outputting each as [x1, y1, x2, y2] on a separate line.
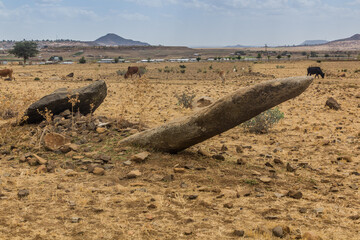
[0, 66, 326, 82]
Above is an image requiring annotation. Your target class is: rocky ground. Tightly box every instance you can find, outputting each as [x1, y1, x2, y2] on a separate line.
[0, 61, 359, 239]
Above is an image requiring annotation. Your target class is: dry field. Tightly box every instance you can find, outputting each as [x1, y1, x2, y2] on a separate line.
[0, 60, 359, 240]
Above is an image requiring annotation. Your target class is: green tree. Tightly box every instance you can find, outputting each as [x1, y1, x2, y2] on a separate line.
[79, 56, 86, 64]
[256, 53, 262, 59]
[114, 57, 119, 63]
[196, 57, 201, 62]
[8, 41, 39, 65]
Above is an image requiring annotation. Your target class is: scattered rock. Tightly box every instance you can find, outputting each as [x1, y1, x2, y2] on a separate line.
[223, 202, 234, 209]
[274, 158, 283, 165]
[96, 127, 106, 134]
[212, 154, 225, 161]
[71, 217, 81, 223]
[233, 230, 245, 237]
[67, 72, 74, 77]
[237, 158, 245, 165]
[272, 226, 284, 238]
[287, 190, 303, 199]
[325, 97, 341, 110]
[18, 189, 30, 199]
[127, 170, 142, 179]
[33, 154, 47, 165]
[44, 132, 70, 151]
[131, 151, 150, 163]
[286, 163, 296, 172]
[92, 167, 105, 175]
[259, 177, 272, 184]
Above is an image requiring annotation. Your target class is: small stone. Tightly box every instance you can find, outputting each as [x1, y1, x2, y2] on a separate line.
[274, 158, 283, 165]
[272, 226, 284, 238]
[131, 151, 150, 163]
[235, 145, 243, 153]
[299, 208, 307, 213]
[274, 193, 284, 198]
[184, 230, 193, 236]
[18, 189, 30, 199]
[147, 204, 157, 209]
[59, 145, 71, 153]
[43, 132, 69, 151]
[93, 167, 105, 175]
[287, 190, 303, 199]
[33, 154, 47, 165]
[223, 202, 234, 209]
[349, 184, 358, 190]
[127, 170, 142, 179]
[187, 195, 198, 200]
[67, 143, 81, 152]
[265, 162, 274, 168]
[325, 97, 341, 110]
[221, 145, 228, 151]
[212, 154, 225, 161]
[198, 148, 211, 157]
[314, 207, 324, 214]
[96, 127, 107, 134]
[302, 232, 322, 240]
[71, 217, 81, 223]
[286, 163, 296, 172]
[237, 158, 245, 165]
[123, 160, 132, 166]
[259, 177, 272, 184]
[174, 168, 185, 173]
[233, 230, 245, 237]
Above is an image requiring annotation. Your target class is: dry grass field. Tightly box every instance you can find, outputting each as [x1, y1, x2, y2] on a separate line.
[0, 60, 359, 239]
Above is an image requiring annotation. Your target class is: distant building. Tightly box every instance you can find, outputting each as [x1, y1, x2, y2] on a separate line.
[97, 59, 115, 63]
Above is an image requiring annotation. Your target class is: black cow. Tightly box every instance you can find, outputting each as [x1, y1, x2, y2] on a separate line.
[307, 67, 325, 78]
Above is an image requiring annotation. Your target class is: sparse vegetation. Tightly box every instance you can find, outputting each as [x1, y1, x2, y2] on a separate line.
[175, 92, 196, 108]
[241, 107, 284, 133]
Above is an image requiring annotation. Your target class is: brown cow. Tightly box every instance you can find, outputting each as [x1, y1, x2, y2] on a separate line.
[124, 66, 141, 79]
[0, 68, 13, 80]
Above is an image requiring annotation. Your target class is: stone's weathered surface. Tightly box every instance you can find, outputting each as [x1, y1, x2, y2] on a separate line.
[44, 132, 70, 151]
[325, 97, 341, 110]
[20, 80, 107, 124]
[119, 76, 313, 153]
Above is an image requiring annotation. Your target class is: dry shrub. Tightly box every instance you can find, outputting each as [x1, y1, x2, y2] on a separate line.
[241, 107, 284, 134]
[119, 77, 155, 129]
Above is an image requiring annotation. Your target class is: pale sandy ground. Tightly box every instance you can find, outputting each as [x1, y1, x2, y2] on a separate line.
[0, 60, 359, 239]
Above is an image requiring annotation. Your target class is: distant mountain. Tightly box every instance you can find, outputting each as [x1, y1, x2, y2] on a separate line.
[94, 33, 150, 46]
[331, 34, 360, 42]
[300, 40, 328, 46]
[225, 44, 258, 48]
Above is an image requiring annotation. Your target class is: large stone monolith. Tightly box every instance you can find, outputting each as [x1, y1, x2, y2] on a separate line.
[119, 76, 313, 153]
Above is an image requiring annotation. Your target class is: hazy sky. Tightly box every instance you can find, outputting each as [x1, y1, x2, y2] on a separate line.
[1, 0, 359, 46]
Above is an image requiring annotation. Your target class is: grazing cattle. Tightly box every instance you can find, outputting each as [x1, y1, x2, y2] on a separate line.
[307, 67, 325, 78]
[0, 68, 13, 80]
[124, 66, 141, 79]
